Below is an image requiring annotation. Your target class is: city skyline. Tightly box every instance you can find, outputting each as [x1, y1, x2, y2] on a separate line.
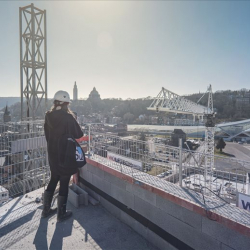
[0, 1, 250, 99]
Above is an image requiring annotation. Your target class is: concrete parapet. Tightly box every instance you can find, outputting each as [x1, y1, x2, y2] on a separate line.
[100, 196, 121, 219]
[156, 195, 202, 230]
[79, 158, 250, 250]
[87, 162, 104, 179]
[104, 171, 127, 189]
[146, 229, 177, 250]
[202, 216, 250, 250]
[79, 166, 93, 184]
[110, 183, 135, 210]
[79, 182, 100, 202]
[126, 181, 157, 206]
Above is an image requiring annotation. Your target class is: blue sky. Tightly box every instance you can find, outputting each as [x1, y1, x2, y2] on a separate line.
[0, 0, 250, 99]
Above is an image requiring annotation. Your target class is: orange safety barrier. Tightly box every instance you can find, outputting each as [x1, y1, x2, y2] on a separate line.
[76, 135, 92, 143]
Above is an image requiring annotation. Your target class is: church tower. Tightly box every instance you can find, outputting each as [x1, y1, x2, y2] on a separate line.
[3, 105, 11, 123]
[73, 81, 78, 101]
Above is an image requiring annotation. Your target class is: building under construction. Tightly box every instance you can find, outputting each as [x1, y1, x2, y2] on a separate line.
[1, 3, 250, 250]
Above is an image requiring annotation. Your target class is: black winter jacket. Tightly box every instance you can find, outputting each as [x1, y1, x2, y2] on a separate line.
[44, 110, 83, 176]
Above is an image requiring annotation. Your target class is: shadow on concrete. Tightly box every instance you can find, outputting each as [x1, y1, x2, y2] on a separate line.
[0, 209, 37, 249]
[33, 213, 74, 250]
[182, 187, 227, 211]
[33, 217, 49, 250]
[73, 204, 157, 250]
[0, 196, 22, 225]
[182, 188, 205, 207]
[1, 192, 157, 250]
[182, 187, 229, 213]
[50, 217, 73, 250]
[0, 210, 35, 237]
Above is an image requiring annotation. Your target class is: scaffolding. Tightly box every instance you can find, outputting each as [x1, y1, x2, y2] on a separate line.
[19, 3, 47, 120]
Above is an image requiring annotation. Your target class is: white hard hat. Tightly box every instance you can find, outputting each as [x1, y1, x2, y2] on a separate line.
[53, 90, 71, 103]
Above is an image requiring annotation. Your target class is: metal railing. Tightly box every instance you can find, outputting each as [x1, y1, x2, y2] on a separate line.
[1, 120, 249, 205]
[0, 121, 50, 201]
[86, 126, 250, 203]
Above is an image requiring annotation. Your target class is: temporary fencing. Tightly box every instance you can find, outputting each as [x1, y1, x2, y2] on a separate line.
[86, 127, 250, 203]
[0, 121, 50, 199]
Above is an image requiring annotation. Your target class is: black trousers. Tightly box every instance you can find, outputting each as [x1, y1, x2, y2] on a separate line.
[46, 172, 71, 196]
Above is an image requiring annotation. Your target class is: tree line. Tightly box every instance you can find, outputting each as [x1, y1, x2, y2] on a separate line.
[1, 89, 250, 123]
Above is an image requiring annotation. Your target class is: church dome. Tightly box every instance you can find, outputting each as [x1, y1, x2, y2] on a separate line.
[88, 87, 101, 100]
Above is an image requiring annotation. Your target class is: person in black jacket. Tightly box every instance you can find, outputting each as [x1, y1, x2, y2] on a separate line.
[43, 90, 83, 222]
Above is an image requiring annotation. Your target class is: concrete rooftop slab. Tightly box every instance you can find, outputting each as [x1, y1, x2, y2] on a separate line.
[0, 188, 158, 250]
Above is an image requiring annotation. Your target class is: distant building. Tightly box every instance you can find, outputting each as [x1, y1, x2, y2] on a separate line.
[112, 117, 121, 124]
[171, 129, 186, 147]
[104, 123, 128, 136]
[245, 92, 250, 98]
[0, 111, 4, 122]
[236, 97, 250, 110]
[236, 92, 250, 111]
[174, 119, 195, 126]
[150, 117, 158, 125]
[73, 81, 78, 101]
[216, 119, 250, 142]
[3, 105, 11, 123]
[87, 87, 102, 112]
[88, 87, 101, 101]
[0, 186, 9, 205]
[139, 114, 146, 121]
[80, 113, 104, 124]
[1, 155, 13, 184]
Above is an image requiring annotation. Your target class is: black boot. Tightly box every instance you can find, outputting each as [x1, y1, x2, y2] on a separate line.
[57, 195, 72, 222]
[41, 191, 57, 218]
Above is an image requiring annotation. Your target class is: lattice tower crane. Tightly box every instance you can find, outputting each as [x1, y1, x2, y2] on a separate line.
[147, 85, 215, 192]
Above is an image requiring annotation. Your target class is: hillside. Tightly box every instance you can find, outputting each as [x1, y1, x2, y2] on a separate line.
[184, 89, 250, 122]
[0, 97, 20, 110]
[2, 89, 250, 123]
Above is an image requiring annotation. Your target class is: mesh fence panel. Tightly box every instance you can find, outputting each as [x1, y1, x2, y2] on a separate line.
[87, 128, 250, 203]
[0, 121, 50, 199]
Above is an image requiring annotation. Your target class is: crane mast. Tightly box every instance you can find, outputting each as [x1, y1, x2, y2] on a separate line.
[148, 85, 215, 194]
[204, 85, 215, 192]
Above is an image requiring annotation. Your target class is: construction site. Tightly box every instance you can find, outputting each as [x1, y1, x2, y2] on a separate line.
[0, 3, 250, 250]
